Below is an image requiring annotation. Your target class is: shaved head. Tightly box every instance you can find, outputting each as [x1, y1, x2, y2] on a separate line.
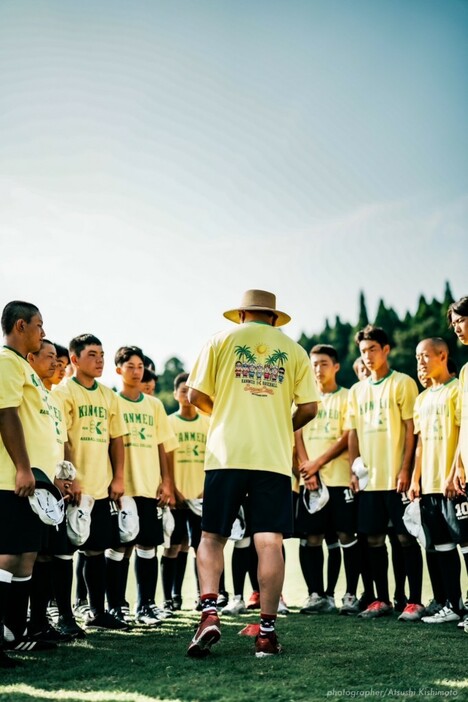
[416, 337, 449, 355]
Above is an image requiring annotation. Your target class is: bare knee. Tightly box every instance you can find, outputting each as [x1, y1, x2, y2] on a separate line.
[368, 534, 385, 548]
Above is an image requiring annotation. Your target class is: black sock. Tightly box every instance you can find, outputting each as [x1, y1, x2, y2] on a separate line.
[402, 542, 423, 605]
[425, 549, 445, 605]
[173, 551, 188, 597]
[161, 556, 177, 601]
[75, 551, 87, 603]
[358, 534, 375, 600]
[29, 561, 52, 633]
[120, 557, 130, 607]
[219, 568, 226, 595]
[135, 553, 158, 609]
[83, 554, 106, 616]
[389, 531, 407, 602]
[437, 548, 462, 613]
[369, 545, 389, 603]
[232, 545, 250, 598]
[325, 543, 341, 597]
[299, 543, 313, 595]
[0, 578, 11, 651]
[249, 543, 259, 591]
[105, 556, 123, 611]
[342, 542, 360, 596]
[5, 576, 31, 640]
[52, 557, 74, 620]
[307, 545, 324, 596]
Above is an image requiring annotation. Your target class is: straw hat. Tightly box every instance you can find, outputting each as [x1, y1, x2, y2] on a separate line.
[223, 289, 291, 327]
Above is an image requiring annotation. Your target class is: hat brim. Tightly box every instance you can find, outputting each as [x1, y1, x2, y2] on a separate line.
[32, 467, 63, 501]
[223, 307, 291, 327]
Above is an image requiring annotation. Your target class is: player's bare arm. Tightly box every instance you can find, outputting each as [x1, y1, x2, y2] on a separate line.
[348, 428, 360, 493]
[188, 388, 213, 415]
[300, 431, 349, 482]
[0, 407, 35, 497]
[396, 418, 416, 493]
[157, 443, 175, 507]
[108, 435, 125, 503]
[292, 401, 318, 431]
[408, 434, 422, 501]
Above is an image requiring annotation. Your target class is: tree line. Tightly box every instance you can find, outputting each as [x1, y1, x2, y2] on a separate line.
[155, 282, 468, 412]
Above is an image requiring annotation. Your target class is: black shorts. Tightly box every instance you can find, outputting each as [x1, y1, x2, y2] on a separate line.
[295, 486, 357, 537]
[133, 497, 163, 548]
[170, 508, 202, 550]
[202, 469, 293, 538]
[421, 494, 456, 546]
[81, 498, 119, 552]
[0, 490, 47, 555]
[358, 490, 410, 536]
[40, 518, 69, 557]
[452, 494, 468, 543]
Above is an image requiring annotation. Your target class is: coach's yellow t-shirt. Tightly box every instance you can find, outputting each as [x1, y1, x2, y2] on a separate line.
[302, 387, 349, 487]
[188, 321, 318, 475]
[457, 362, 468, 473]
[414, 379, 459, 494]
[168, 412, 210, 499]
[54, 377, 127, 499]
[0, 346, 58, 488]
[345, 370, 418, 491]
[118, 392, 177, 498]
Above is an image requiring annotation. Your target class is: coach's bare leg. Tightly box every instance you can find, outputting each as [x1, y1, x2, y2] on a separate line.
[254, 532, 284, 613]
[196, 532, 227, 594]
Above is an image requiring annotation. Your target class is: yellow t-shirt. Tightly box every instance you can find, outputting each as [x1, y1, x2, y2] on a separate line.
[302, 387, 349, 487]
[413, 379, 459, 494]
[0, 346, 58, 488]
[187, 321, 319, 475]
[345, 370, 418, 491]
[168, 412, 210, 499]
[46, 390, 67, 463]
[54, 377, 127, 499]
[457, 362, 468, 472]
[118, 392, 177, 498]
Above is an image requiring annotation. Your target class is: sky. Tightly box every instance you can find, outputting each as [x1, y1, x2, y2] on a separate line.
[1, 0, 467, 386]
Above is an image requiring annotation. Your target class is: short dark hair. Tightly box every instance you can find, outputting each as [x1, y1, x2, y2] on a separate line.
[310, 344, 339, 363]
[355, 325, 390, 349]
[1, 300, 40, 335]
[69, 334, 102, 357]
[53, 343, 70, 362]
[144, 354, 156, 371]
[174, 372, 189, 391]
[142, 367, 158, 384]
[447, 296, 468, 324]
[32, 339, 55, 357]
[114, 345, 145, 366]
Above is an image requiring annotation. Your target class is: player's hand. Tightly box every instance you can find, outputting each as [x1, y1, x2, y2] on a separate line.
[396, 469, 411, 493]
[70, 478, 82, 506]
[304, 474, 319, 491]
[15, 467, 36, 497]
[54, 477, 74, 501]
[299, 459, 322, 482]
[158, 481, 175, 508]
[174, 487, 185, 507]
[408, 481, 420, 501]
[454, 466, 466, 495]
[109, 478, 124, 506]
[444, 478, 457, 500]
[350, 474, 360, 494]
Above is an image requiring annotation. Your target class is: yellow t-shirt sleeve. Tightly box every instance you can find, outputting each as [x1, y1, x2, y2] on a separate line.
[397, 376, 419, 421]
[413, 393, 422, 434]
[187, 340, 216, 397]
[294, 352, 320, 405]
[0, 354, 24, 409]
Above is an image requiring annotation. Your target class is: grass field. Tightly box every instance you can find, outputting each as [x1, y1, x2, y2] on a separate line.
[1, 540, 466, 702]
